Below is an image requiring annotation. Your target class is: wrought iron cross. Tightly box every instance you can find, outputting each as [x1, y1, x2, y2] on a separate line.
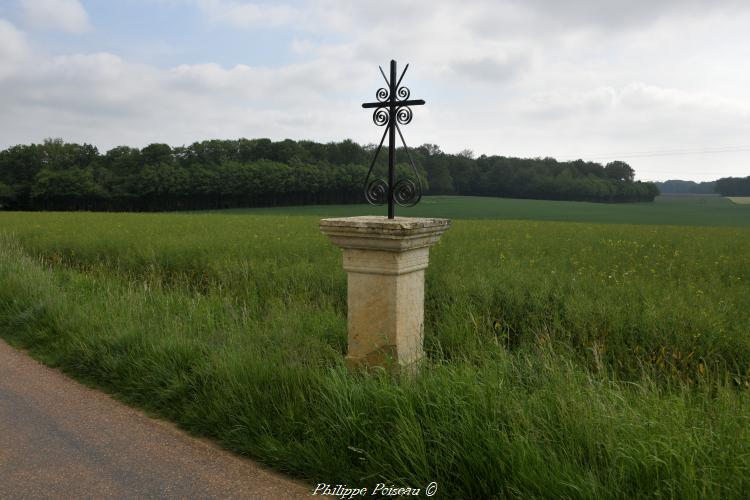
[362, 60, 425, 219]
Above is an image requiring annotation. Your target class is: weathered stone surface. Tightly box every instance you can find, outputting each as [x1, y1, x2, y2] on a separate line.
[319, 216, 450, 252]
[320, 216, 450, 373]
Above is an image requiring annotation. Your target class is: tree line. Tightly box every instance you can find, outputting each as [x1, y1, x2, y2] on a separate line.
[0, 138, 659, 211]
[653, 178, 750, 196]
[715, 176, 750, 196]
[654, 180, 716, 195]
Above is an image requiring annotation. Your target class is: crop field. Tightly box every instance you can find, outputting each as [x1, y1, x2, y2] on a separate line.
[213, 194, 750, 227]
[1, 198, 750, 498]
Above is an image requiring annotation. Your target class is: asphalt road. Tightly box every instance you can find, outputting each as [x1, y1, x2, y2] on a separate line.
[0, 339, 312, 499]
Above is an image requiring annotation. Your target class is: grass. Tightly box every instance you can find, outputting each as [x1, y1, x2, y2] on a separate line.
[0, 201, 750, 497]
[204, 194, 750, 227]
[728, 197, 750, 205]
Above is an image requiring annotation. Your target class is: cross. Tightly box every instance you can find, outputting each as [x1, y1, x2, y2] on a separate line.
[361, 60, 426, 219]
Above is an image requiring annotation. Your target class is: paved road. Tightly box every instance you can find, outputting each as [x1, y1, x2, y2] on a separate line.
[0, 339, 312, 499]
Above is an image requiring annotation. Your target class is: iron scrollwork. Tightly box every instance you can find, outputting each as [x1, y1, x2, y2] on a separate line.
[372, 108, 389, 127]
[361, 60, 426, 218]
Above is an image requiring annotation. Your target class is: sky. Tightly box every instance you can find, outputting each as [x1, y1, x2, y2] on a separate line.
[1, 0, 750, 181]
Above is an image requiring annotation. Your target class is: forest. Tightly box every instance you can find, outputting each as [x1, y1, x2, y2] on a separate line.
[655, 179, 716, 194]
[654, 178, 750, 196]
[0, 138, 660, 211]
[715, 176, 750, 196]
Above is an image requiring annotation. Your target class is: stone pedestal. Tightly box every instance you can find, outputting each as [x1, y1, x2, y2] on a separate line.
[320, 216, 450, 373]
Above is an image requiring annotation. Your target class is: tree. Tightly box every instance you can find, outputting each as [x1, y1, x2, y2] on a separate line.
[0, 182, 13, 208]
[457, 149, 475, 160]
[417, 144, 443, 157]
[39, 138, 98, 170]
[140, 143, 173, 166]
[0, 138, 660, 211]
[136, 163, 190, 200]
[716, 176, 750, 196]
[238, 138, 273, 162]
[428, 163, 454, 194]
[31, 167, 105, 209]
[605, 161, 635, 182]
[103, 146, 142, 175]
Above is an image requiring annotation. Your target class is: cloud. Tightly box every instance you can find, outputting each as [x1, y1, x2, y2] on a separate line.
[0, 48, 368, 151]
[0, 19, 29, 79]
[525, 87, 617, 119]
[3, 0, 750, 182]
[465, 0, 748, 36]
[196, 0, 298, 28]
[619, 82, 750, 116]
[21, 0, 91, 34]
[451, 50, 531, 84]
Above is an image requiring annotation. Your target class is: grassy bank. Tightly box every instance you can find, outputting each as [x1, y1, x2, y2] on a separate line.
[1, 211, 750, 497]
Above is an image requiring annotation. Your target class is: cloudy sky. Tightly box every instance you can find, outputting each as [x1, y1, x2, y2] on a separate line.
[1, 0, 750, 181]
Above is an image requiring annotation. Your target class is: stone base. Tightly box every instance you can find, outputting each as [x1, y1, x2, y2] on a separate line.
[320, 216, 450, 373]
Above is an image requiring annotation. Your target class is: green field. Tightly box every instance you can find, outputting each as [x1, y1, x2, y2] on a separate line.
[209, 194, 750, 227]
[1, 197, 750, 498]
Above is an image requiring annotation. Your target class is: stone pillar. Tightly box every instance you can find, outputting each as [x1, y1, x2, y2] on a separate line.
[319, 216, 450, 373]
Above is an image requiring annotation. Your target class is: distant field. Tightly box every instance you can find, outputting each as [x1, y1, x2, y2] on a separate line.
[728, 197, 750, 205]
[205, 194, 750, 227]
[1, 209, 750, 497]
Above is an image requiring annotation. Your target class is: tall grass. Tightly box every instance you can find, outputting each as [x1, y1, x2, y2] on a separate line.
[1, 211, 750, 497]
